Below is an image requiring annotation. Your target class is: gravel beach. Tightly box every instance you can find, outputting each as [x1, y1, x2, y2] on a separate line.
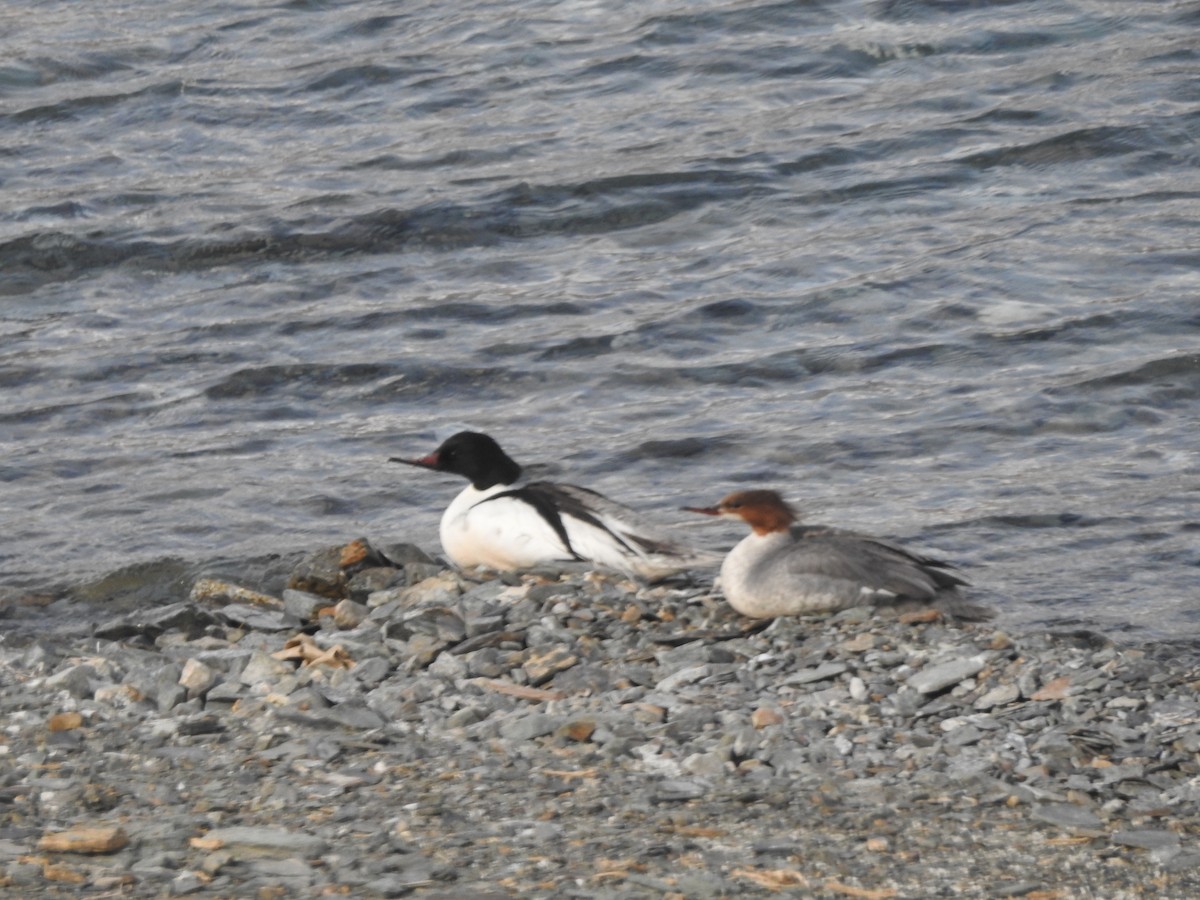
[2, 540, 1199, 898]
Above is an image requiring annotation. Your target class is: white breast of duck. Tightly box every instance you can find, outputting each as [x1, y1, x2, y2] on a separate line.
[441, 480, 708, 579]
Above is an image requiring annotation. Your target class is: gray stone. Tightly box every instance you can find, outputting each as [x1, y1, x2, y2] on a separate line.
[94, 602, 217, 640]
[216, 604, 301, 632]
[975, 683, 1020, 710]
[1165, 853, 1200, 873]
[347, 567, 402, 603]
[171, 871, 206, 895]
[204, 826, 327, 858]
[156, 662, 187, 711]
[1031, 803, 1104, 830]
[427, 650, 467, 681]
[239, 650, 294, 686]
[944, 724, 984, 747]
[204, 681, 245, 704]
[353, 657, 392, 686]
[1111, 830, 1181, 852]
[784, 661, 849, 685]
[499, 713, 560, 742]
[377, 542, 438, 566]
[44, 664, 97, 699]
[179, 658, 218, 695]
[388, 607, 466, 643]
[315, 704, 387, 730]
[333, 598, 370, 629]
[656, 664, 711, 692]
[287, 546, 347, 599]
[907, 655, 989, 694]
[653, 778, 710, 801]
[282, 589, 325, 622]
[247, 856, 315, 882]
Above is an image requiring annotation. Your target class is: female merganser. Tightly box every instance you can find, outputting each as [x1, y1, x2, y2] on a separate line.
[685, 489, 991, 620]
[393, 431, 716, 579]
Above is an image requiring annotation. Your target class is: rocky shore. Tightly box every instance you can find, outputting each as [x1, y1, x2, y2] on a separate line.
[2, 539, 1199, 898]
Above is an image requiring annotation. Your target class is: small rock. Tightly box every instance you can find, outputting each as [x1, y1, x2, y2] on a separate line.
[377, 542, 437, 567]
[332, 599, 370, 629]
[190, 579, 281, 607]
[1031, 803, 1104, 830]
[558, 718, 597, 742]
[288, 546, 349, 599]
[179, 659, 218, 695]
[156, 663, 187, 712]
[848, 676, 869, 701]
[44, 664, 96, 699]
[388, 607, 467, 643]
[339, 538, 372, 568]
[93, 602, 217, 640]
[499, 713, 560, 742]
[751, 707, 784, 729]
[38, 825, 129, 854]
[239, 650, 294, 686]
[216, 604, 300, 632]
[654, 779, 709, 802]
[47, 711, 84, 732]
[898, 608, 942, 625]
[907, 655, 988, 694]
[1031, 675, 1072, 701]
[200, 826, 327, 859]
[1111, 830, 1181, 852]
[347, 567, 401, 602]
[656, 664, 711, 692]
[382, 573, 462, 609]
[785, 661, 848, 685]
[974, 683, 1020, 710]
[523, 646, 578, 686]
[171, 871, 206, 895]
[353, 657, 392, 686]
[843, 633, 876, 653]
[282, 589, 325, 622]
[94, 683, 143, 707]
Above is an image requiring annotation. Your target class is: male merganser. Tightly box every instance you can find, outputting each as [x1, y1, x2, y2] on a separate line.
[393, 431, 716, 579]
[685, 489, 991, 620]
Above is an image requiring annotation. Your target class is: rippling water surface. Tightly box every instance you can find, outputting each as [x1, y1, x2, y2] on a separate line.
[3, 0, 1198, 643]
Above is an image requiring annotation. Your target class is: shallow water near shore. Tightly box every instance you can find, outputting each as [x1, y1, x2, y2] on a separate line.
[2, 0, 1199, 645]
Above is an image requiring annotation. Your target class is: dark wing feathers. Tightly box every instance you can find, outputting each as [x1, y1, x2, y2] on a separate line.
[488, 481, 673, 561]
[518, 482, 692, 560]
[487, 484, 586, 560]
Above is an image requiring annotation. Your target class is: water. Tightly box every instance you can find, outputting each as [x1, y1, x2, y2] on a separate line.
[3, 0, 1198, 644]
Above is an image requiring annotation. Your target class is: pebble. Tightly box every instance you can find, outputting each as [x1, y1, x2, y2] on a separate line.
[1, 538, 1198, 897]
[907, 653, 989, 694]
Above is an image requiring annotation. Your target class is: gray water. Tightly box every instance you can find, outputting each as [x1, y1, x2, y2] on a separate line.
[3, 0, 1199, 644]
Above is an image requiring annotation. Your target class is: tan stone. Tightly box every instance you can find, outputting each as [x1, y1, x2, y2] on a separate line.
[339, 538, 371, 568]
[751, 707, 784, 729]
[898, 608, 941, 625]
[47, 712, 83, 732]
[332, 598, 369, 629]
[179, 658, 218, 694]
[1032, 675, 1072, 701]
[42, 863, 87, 883]
[523, 646, 578, 686]
[843, 632, 877, 653]
[38, 825, 129, 854]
